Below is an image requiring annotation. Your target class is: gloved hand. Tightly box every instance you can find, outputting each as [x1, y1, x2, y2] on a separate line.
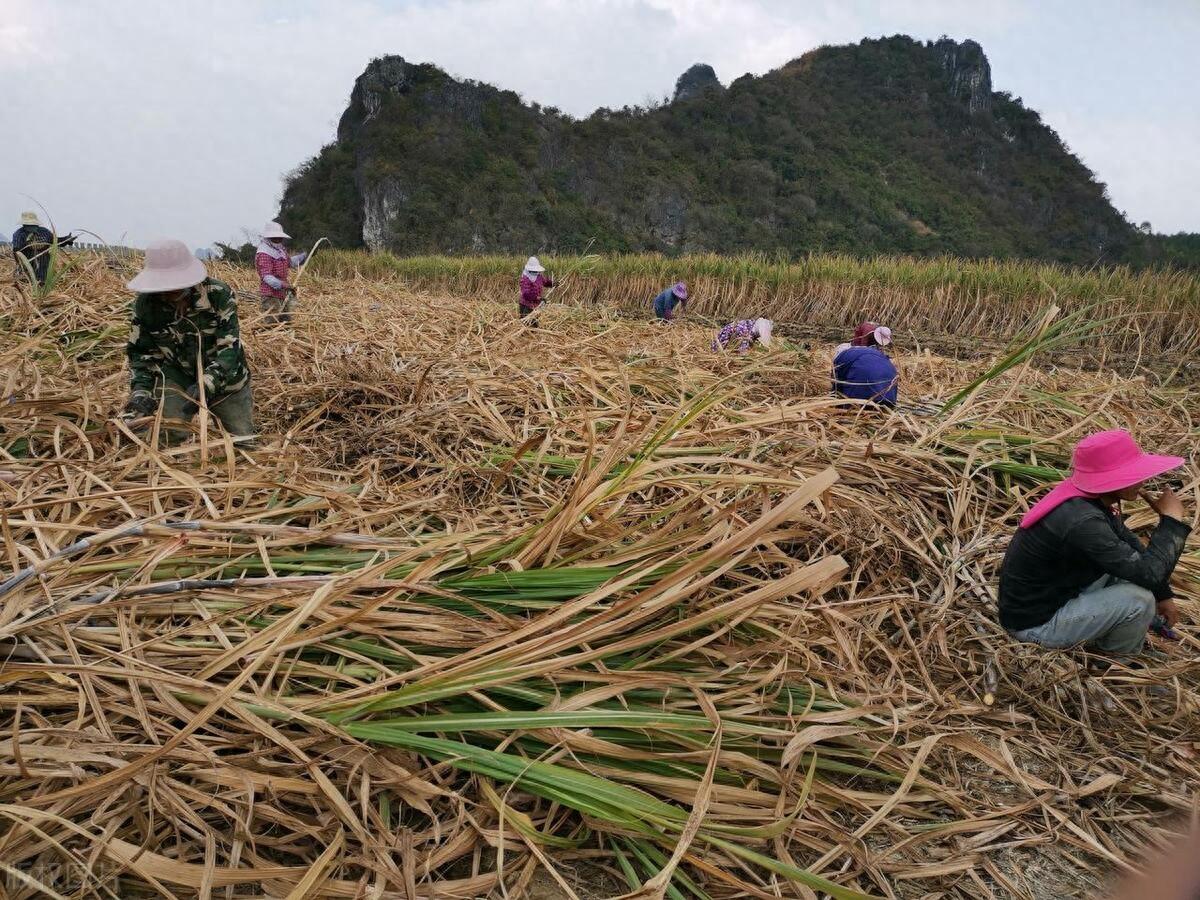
[121, 390, 156, 418]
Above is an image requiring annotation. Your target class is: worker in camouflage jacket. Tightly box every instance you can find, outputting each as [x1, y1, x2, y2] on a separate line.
[122, 239, 253, 442]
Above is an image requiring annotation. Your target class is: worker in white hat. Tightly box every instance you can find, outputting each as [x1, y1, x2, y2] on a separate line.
[518, 256, 554, 325]
[11, 211, 63, 287]
[123, 239, 254, 443]
[255, 220, 307, 324]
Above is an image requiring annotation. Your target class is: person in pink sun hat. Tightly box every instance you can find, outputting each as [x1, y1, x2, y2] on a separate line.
[998, 430, 1190, 656]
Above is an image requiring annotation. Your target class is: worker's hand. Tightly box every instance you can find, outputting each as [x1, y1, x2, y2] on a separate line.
[1146, 486, 1185, 521]
[121, 391, 156, 418]
[1157, 599, 1182, 628]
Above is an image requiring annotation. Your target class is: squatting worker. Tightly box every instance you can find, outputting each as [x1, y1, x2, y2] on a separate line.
[832, 321, 898, 407]
[11, 211, 75, 287]
[122, 239, 253, 443]
[255, 221, 307, 324]
[999, 429, 1189, 656]
[653, 281, 688, 321]
[712, 317, 773, 353]
[519, 256, 553, 325]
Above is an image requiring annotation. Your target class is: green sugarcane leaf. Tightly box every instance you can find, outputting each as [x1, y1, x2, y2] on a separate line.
[345, 709, 787, 738]
[700, 833, 878, 900]
[337, 728, 687, 826]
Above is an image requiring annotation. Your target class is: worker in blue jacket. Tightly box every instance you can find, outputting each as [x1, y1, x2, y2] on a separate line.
[652, 282, 688, 321]
[832, 321, 898, 407]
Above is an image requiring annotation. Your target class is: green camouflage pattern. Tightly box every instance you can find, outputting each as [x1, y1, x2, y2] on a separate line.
[127, 278, 250, 397]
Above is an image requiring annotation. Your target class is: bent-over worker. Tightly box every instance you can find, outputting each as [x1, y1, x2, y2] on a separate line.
[832, 321, 897, 407]
[999, 429, 1189, 656]
[712, 317, 773, 353]
[653, 282, 688, 321]
[122, 239, 253, 443]
[255, 221, 307, 324]
[519, 256, 553, 325]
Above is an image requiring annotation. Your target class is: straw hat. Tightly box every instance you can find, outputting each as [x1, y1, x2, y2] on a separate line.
[525, 256, 545, 273]
[262, 221, 290, 240]
[126, 239, 207, 293]
[19, 211, 40, 227]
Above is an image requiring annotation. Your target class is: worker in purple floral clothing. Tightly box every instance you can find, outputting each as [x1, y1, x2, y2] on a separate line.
[712, 318, 774, 353]
[519, 256, 554, 326]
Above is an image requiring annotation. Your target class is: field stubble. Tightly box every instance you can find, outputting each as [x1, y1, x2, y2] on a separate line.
[0, 257, 1198, 899]
[312, 250, 1200, 366]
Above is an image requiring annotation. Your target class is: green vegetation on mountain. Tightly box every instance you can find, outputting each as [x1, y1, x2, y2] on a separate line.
[279, 35, 1181, 267]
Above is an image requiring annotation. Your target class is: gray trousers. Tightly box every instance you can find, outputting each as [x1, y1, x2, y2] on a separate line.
[261, 294, 296, 325]
[159, 380, 255, 444]
[1009, 575, 1156, 654]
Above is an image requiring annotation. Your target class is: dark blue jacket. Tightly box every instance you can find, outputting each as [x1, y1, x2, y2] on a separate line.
[652, 286, 684, 318]
[12, 224, 55, 285]
[833, 346, 898, 406]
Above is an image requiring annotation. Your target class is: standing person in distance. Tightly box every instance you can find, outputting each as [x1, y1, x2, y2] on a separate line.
[653, 281, 688, 321]
[255, 221, 307, 325]
[122, 239, 254, 445]
[11, 211, 75, 287]
[519, 256, 554, 326]
[999, 430, 1189, 656]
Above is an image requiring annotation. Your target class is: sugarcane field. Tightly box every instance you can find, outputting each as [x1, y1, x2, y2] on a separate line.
[0, 244, 1197, 899]
[6, 4, 1200, 897]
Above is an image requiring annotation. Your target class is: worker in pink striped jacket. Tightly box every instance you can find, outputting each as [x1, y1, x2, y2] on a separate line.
[255, 221, 307, 325]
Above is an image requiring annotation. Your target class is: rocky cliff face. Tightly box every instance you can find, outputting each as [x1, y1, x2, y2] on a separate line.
[279, 36, 1135, 264]
[673, 64, 723, 103]
[935, 38, 992, 115]
[337, 56, 413, 143]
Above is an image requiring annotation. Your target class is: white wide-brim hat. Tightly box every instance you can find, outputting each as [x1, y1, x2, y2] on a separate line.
[19, 211, 40, 226]
[127, 239, 207, 293]
[525, 256, 545, 272]
[262, 220, 290, 240]
[754, 317, 774, 348]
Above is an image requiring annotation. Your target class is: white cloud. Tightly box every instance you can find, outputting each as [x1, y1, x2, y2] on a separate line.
[0, 1, 62, 70]
[0, 0, 1196, 247]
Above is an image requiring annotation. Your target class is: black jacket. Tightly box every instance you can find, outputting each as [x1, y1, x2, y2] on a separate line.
[998, 497, 1190, 631]
[12, 224, 54, 284]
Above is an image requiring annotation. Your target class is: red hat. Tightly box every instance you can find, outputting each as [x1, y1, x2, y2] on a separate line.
[851, 321, 890, 347]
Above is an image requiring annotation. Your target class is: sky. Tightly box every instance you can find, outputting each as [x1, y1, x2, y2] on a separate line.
[2, 0, 1197, 249]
